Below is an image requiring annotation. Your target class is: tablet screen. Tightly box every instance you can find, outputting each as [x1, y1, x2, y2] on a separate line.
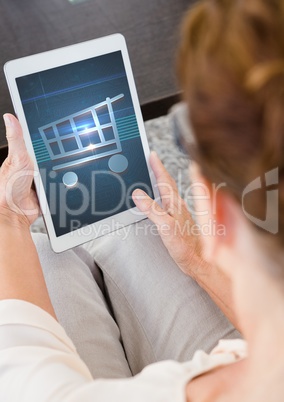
[16, 51, 153, 236]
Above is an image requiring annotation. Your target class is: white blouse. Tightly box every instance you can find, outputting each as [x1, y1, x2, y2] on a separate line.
[0, 300, 247, 402]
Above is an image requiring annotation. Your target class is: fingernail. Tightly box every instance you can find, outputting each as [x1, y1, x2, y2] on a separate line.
[132, 189, 146, 199]
[3, 114, 11, 128]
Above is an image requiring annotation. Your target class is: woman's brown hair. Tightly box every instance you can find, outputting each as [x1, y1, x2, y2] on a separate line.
[178, 0, 284, 245]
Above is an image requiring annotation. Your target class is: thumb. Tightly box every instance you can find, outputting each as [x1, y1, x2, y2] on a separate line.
[132, 188, 172, 227]
[3, 114, 28, 163]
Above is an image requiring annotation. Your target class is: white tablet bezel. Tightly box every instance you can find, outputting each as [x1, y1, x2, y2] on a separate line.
[4, 34, 159, 252]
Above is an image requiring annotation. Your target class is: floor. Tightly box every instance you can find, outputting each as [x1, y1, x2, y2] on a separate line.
[0, 0, 195, 148]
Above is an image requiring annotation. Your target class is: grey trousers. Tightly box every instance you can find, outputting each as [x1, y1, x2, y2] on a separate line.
[32, 219, 240, 379]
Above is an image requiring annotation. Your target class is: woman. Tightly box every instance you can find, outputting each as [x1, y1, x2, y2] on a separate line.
[0, 0, 283, 400]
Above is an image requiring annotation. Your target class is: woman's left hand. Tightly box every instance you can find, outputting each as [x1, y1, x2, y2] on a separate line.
[0, 114, 39, 227]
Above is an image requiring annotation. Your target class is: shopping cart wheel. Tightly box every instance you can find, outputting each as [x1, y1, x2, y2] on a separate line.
[63, 171, 79, 188]
[108, 154, 128, 174]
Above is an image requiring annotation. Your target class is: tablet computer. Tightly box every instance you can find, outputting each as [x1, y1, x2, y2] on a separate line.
[4, 34, 159, 252]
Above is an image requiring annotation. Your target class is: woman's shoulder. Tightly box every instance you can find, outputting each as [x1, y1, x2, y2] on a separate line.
[211, 339, 247, 360]
[180, 338, 247, 383]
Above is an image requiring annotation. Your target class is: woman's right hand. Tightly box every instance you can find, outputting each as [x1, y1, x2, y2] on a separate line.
[133, 152, 237, 327]
[132, 151, 207, 280]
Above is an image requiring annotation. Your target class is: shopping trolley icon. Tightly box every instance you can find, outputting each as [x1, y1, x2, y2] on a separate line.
[38, 94, 129, 187]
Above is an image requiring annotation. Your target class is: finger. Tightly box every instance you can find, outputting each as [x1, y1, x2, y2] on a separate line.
[150, 151, 178, 193]
[132, 188, 172, 227]
[3, 114, 28, 163]
[150, 151, 179, 210]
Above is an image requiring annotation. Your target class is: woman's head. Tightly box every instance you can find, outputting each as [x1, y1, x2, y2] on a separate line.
[178, 0, 284, 247]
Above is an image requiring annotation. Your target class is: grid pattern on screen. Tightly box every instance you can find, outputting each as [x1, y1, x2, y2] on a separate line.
[38, 94, 124, 170]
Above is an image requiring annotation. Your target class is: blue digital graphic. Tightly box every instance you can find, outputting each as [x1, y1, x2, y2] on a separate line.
[16, 51, 153, 236]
